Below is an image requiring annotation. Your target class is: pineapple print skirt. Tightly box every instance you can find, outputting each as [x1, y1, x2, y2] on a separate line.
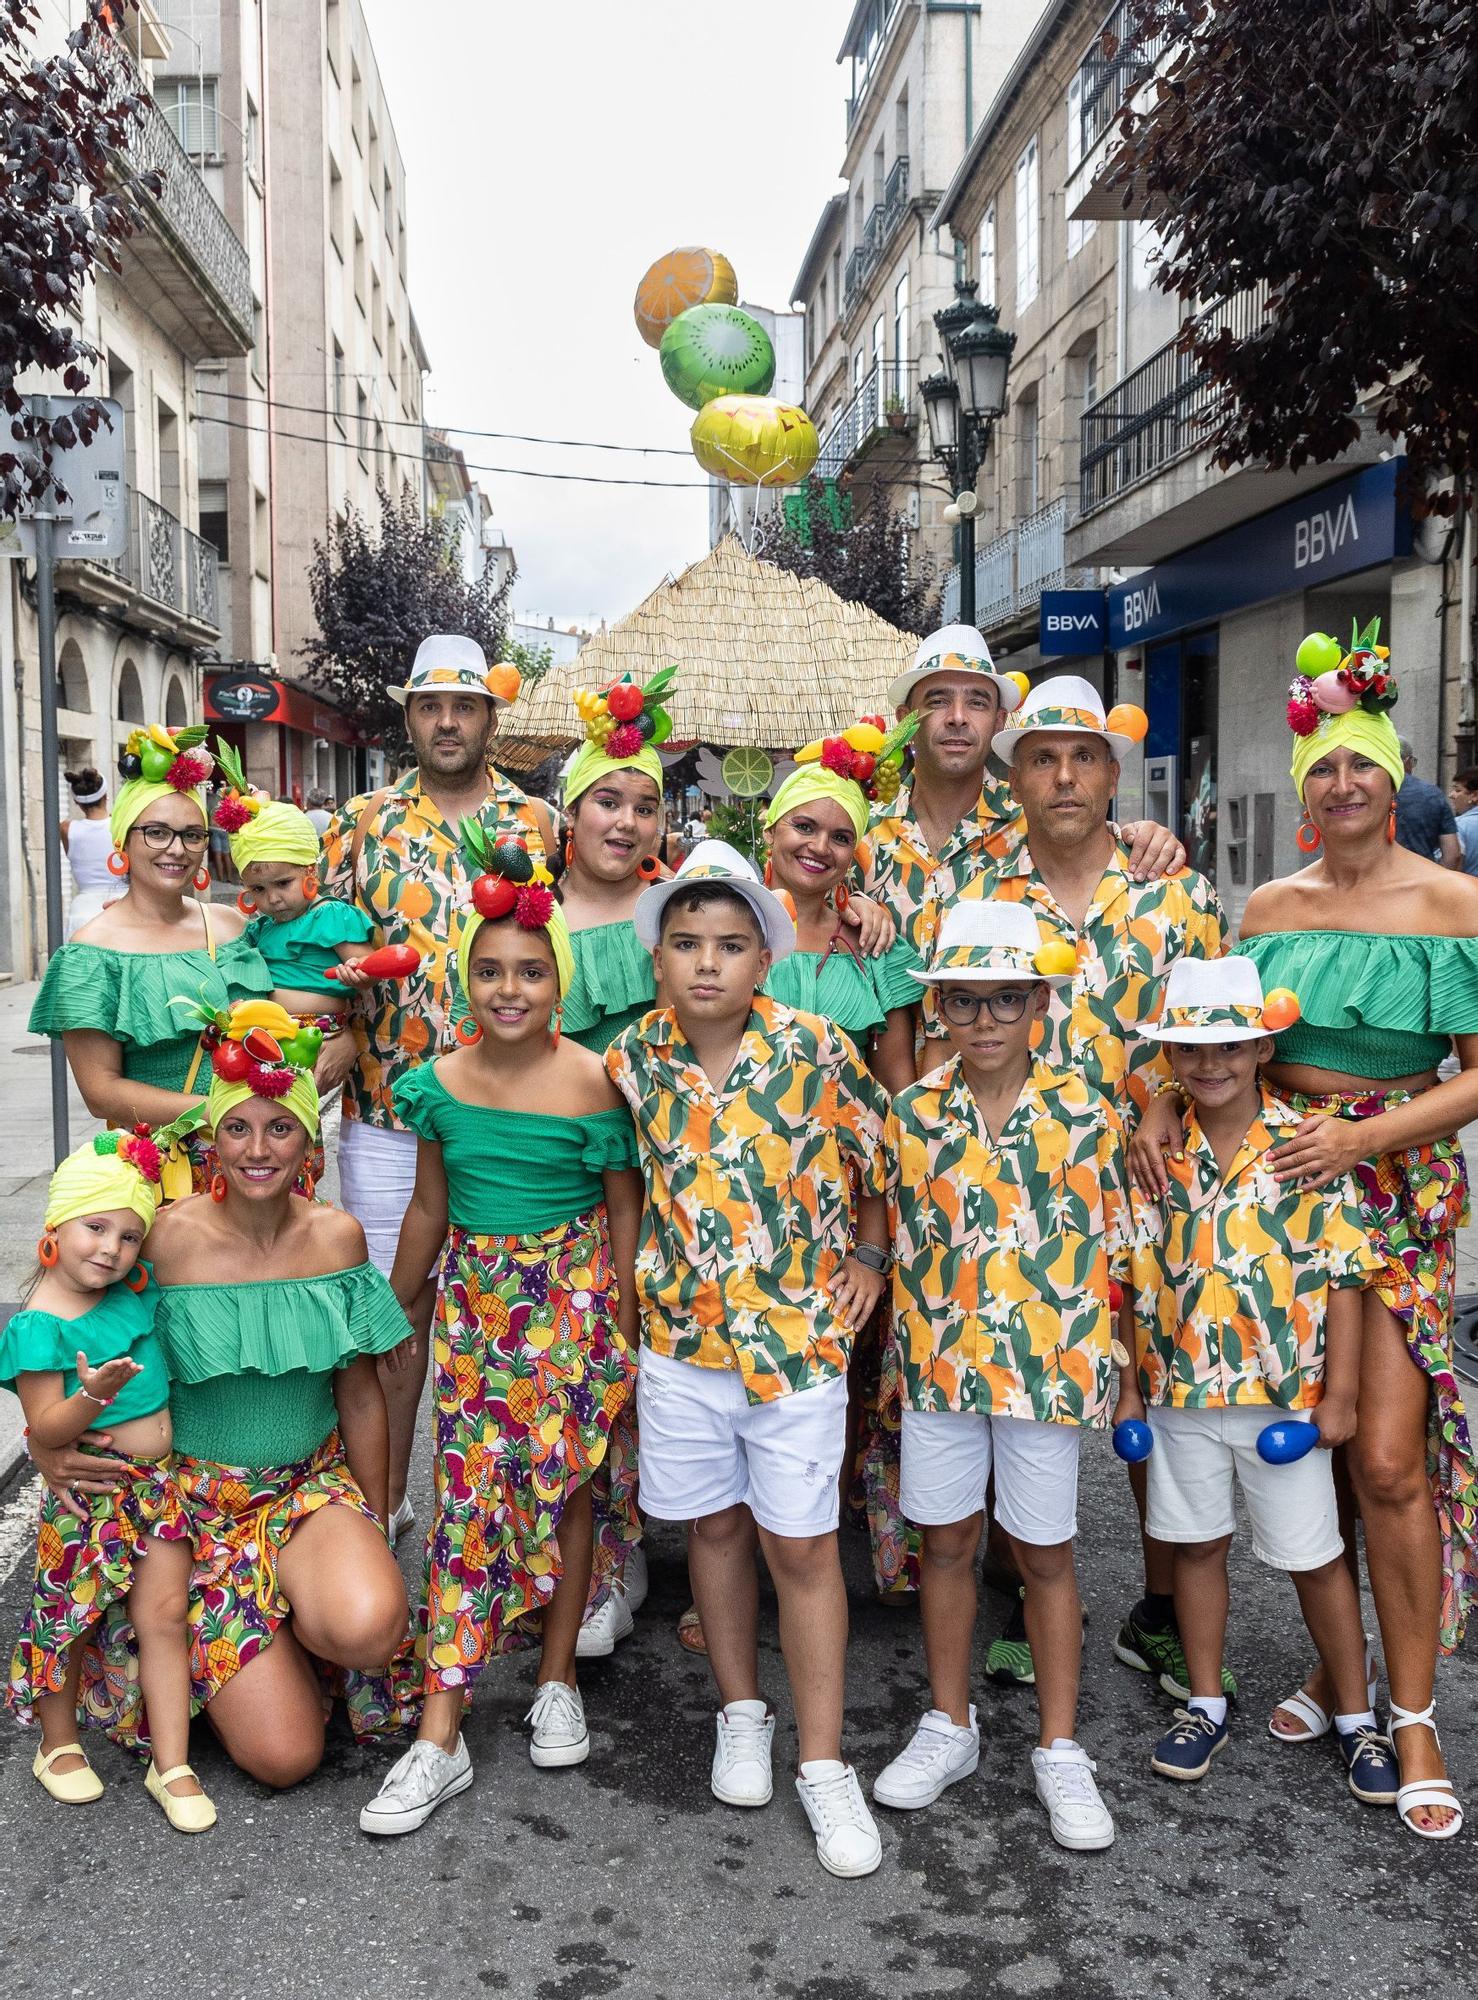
[5, 1452, 190, 1731]
[409, 1210, 634, 1697]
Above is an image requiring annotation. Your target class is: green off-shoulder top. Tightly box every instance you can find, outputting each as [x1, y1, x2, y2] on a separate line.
[155, 1261, 409, 1469]
[763, 934, 921, 1039]
[0, 1272, 168, 1424]
[29, 934, 272, 1093]
[395, 1061, 638, 1236]
[560, 920, 657, 1054]
[244, 898, 375, 996]
[1242, 930, 1478, 1078]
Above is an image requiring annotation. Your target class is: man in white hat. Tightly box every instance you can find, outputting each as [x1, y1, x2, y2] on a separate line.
[318, 633, 554, 1533]
[874, 900, 1126, 1852]
[858, 628, 1183, 1051]
[965, 672, 1227, 1695]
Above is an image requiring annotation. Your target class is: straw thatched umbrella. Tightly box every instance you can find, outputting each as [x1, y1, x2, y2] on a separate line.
[498, 538, 916, 791]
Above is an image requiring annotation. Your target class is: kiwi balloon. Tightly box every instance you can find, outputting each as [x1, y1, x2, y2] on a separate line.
[659, 305, 776, 411]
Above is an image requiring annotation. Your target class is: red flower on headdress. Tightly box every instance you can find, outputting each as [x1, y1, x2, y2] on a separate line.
[819, 738, 856, 778]
[214, 795, 254, 832]
[168, 749, 213, 792]
[606, 722, 643, 759]
[248, 1062, 294, 1099]
[119, 1130, 163, 1183]
[515, 883, 555, 929]
[1286, 679, 1320, 736]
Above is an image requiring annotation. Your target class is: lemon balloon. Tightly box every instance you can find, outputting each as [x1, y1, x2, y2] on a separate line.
[1004, 670, 1031, 706]
[691, 396, 820, 487]
[634, 247, 738, 348]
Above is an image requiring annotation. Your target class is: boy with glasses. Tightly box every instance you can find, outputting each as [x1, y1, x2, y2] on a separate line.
[874, 902, 1129, 1851]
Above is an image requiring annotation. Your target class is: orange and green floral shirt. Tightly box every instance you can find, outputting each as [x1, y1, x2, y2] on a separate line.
[604, 994, 889, 1404]
[966, 844, 1226, 1121]
[889, 1058, 1131, 1428]
[319, 767, 546, 1130]
[1130, 1087, 1379, 1411]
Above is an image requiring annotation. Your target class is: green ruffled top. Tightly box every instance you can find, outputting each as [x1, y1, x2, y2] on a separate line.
[28, 934, 272, 1093]
[244, 898, 375, 996]
[1242, 931, 1478, 1078]
[763, 934, 921, 1039]
[0, 1272, 168, 1424]
[561, 920, 656, 1053]
[156, 1261, 408, 1469]
[395, 1061, 638, 1235]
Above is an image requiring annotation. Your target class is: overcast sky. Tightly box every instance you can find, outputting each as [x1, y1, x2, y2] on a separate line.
[358, 0, 852, 630]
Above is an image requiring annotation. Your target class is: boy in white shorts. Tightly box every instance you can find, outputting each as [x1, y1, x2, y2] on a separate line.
[874, 902, 1128, 1851]
[605, 842, 891, 1878]
[1116, 956, 1396, 1804]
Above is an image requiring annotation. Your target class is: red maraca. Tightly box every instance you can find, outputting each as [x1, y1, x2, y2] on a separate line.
[325, 943, 422, 983]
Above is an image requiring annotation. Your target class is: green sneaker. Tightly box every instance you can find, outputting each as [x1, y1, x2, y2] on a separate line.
[1113, 1605, 1238, 1702]
[985, 1591, 1035, 1686]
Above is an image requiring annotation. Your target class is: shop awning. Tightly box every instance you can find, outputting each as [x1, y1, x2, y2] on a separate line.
[205, 672, 362, 748]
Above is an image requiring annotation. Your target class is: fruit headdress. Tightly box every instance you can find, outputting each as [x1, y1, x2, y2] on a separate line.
[457, 823, 574, 1002]
[211, 738, 320, 869]
[45, 1126, 166, 1231]
[1287, 618, 1405, 800]
[565, 666, 678, 806]
[175, 995, 324, 1137]
[110, 723, 215, 852]
[764, 712, 921, 842]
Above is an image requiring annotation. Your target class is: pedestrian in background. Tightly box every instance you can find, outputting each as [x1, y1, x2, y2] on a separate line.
[1394, 738, 1460, 866]
[305, 790, 333, 837]
[1447, 767, 1478, 874]
[59, 767, 119, 936]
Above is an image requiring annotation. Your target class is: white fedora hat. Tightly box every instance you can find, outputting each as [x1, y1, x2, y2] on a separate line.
[990, 673, 1133, 764]
[1150, 956, 1284, 1042]
[887, 623, 1025, 714]
[633, 839, 795, 958]
[389, 633, 522, 708]
[909, 898, 1074, 986]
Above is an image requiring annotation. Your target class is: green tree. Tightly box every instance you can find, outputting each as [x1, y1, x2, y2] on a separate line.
[755, 476, 938, 634]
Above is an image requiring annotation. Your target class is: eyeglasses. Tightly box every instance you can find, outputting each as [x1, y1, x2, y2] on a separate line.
[132, 823, 210, 852]
[938, 986, 1035, 1025]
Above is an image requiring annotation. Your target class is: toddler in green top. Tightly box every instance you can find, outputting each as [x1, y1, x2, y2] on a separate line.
[2, 1133, 214, 1833]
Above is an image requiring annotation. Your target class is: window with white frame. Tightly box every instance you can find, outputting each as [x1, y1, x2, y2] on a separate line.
[892, 269, 909, 401]
[1066, 76, 1096, 257]
[979, 201, 997, 306]
[159, 77, 220, 156]
[1015, 138, 1040, 310]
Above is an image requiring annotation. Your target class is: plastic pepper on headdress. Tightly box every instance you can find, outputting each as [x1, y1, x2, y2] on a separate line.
[117, 722, 215, 792]
[457, 822, 573, 1012]
[1287, 618, 1397, 737]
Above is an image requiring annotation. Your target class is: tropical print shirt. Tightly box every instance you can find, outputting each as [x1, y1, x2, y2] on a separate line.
[889, 1058, 1131, 1428]
[604, 994, 889, 1404]
[319, 767, 546, 1129]
[1130, 1086, 1380, 1410]
[969, 844, 1226, 1120]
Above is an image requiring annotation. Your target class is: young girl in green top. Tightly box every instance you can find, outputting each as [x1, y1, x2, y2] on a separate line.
[2, 1131, 214, 1833]
[359, 831, 642, 1838]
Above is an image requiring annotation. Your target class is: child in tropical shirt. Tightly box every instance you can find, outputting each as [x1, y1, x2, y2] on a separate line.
[605, 842, 892, 1880]
[1116, 956, 1396, 1807]
[874, 900, 1127, 1853]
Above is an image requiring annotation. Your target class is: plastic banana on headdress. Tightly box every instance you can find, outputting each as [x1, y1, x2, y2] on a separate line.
[111, 723, 216, 852]
[765, 712, 921, 842]
[457, 822, 573, 1001]
[173, 994, 325, 1135]
[1287, 616, 1404, 799]
[565, 665, 678, 806]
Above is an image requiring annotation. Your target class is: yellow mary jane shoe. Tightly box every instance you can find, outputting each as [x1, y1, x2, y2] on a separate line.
[145, 1761, 217, 1834]
[33, 1742, 105, 1803]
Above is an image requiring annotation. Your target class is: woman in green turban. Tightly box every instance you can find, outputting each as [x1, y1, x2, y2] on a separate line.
[28, 725, 270, 1193]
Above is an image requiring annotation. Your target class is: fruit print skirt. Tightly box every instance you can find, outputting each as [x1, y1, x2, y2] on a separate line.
[850, 1303, 921, 1599]
[407, 1209, 634, 1700]
[65, 1433, 385, 1755]
[1285, 1086, 1476, 1651]
[5, 1451, 190, 1730]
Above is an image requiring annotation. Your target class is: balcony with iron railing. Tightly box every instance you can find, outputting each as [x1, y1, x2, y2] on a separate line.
[940, 500, 1078, 632]
[840, 156, 910, 319]
[58, 492, 221, 644]
[816, 361, 914, 482]
[1067, 0, 1176, 223]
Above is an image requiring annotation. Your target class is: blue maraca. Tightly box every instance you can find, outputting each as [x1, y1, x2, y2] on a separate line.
[1256, 1419, 1320, 1465]
[1112, 1419, 1154, 1463]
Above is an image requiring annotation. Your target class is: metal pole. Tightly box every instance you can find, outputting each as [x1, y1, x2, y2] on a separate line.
[34, 508, 70, 1161]
[958, 421, 977, 627]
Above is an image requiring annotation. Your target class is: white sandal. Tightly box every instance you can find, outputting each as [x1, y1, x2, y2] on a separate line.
[1389, 1700, 1465, 1840]
[1268, 1635, 1379, 1744]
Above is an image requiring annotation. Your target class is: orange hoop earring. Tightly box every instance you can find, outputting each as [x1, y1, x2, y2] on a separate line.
[37, 1229, 59, 1268]
[236, 890, 257, 916]
[1386, 800, 1397, 844]
[107, 849, 130, 877]
[454, 1016, 483, 1046]
[209, 1173, 228, 1203]
[125, 1263, 149, 1293]
[193, 866, 212, 892]
[301, 874, 319, 901]
[1295, 812, 1322, 855]
[636, 854, 662, 881]
[833, 883, 850, 913]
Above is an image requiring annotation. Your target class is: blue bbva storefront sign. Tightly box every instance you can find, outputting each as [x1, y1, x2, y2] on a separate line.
[1039, 589, 1106, 656]
[1104, 458, 1412, 651]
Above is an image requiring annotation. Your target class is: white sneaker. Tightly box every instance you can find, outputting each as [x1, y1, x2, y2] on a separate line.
[526, 1680, 590, 1768]
[388, 1495, 414, 1549]
[623, 1542, 649, 1614]
[575, 1585, 635, 1659]
[795, 1760, 883, 1878]
[711, 1700, 774, 1806]
[872, 1707, 980, 1810]
[359, 1736, 472, 1836]
[1031, 1741, 1115, 1851]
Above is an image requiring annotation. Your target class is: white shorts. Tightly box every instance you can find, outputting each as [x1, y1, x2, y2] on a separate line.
[635, 1348, 847, 1538]
[1145, 1406, 1344, 1572]
[337, 1120, 420, 1276]
[900, 1409, 1080, 1546]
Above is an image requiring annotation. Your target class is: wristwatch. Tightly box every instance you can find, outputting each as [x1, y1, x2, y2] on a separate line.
[852, 1243, 892, 1274]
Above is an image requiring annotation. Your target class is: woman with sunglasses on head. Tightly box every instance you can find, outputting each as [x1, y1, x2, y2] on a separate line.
[30, 726, 271, 1189]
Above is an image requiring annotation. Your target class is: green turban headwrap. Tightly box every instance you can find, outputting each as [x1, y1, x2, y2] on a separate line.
[46, 1136, 161, 1231]
[563, 739, 665, 808]
[457, 901, 575, 1019]
[1290, 709, 1404, 803]
[110, 779, 207, 853]
[230, 800, 322, 872]
[207, 1070, 321, 1141]
[764, 767, 869, 843]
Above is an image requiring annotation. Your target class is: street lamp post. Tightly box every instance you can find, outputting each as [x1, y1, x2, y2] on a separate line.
[921, 279, 1017, 628]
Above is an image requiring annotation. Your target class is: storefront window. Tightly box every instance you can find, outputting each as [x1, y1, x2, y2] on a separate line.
[1144, 627, 1219, 883]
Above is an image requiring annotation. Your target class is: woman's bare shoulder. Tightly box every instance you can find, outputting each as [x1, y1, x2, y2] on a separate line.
[305, 1199, 369, 1263]
[559, 1039, 624, 1113]
[1412, 863, 1478, 938]
[207, 901, 248, 941]
[1237, 874, 1313, 939]
[144, 1196, 210, 1280]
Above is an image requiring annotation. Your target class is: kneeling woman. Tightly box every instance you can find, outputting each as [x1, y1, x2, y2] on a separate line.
[31, 1006, 413, 1786]
[360, 831, 641, 1837]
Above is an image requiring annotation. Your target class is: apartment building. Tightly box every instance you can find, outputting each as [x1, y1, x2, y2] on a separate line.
[428, 431, 514, 597]
[930, 0, 1454, 923]
[790, 1, 1034, 563]
[0, 0, 255, 974]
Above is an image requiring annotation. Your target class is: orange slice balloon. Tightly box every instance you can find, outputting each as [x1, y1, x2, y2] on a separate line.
[634, 247, 738, 348]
